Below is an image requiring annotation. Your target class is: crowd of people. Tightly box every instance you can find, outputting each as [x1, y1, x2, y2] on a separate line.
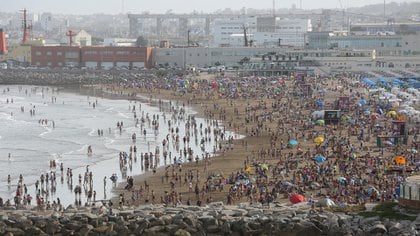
[2, 69, 419, 213]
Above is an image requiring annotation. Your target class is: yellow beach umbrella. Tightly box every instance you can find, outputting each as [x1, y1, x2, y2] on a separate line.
[386, 110, 397, 118]
[314, 137, 324, 144]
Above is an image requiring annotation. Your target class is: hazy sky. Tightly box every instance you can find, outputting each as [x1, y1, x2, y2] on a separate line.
[2, 0, 413, 14]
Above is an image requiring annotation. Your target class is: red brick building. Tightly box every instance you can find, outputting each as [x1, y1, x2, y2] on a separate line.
[31, 46, 152, 69]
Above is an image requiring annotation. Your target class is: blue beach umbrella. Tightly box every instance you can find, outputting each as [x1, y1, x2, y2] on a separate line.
[315, 100, 325, 107]
[359, 99, 367, 106]
[289, 139, 298, 146]
[314, 155, 326, 163]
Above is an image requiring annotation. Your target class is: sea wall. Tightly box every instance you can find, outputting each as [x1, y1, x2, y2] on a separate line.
[0, 202, 419, 236]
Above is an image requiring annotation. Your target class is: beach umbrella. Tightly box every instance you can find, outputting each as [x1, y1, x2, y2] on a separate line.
[315, 119, 325, 126]
[359, 99, 367, 106]
[289, 139, 298, 146]
[260, 163, 269, 170]
[314, 155, 326, 163]
[370, 113, 381, 120]
[384, 140, 393, 145]
[364, 110, 371, 115]
[337, 177, 346, 183]
[310, 182, 321, 189]
[341, 115, 351, 121]
[315, 100, 325, 107]
[289, 194, 306, 204]
[318, 197, 336, 207]
[386, 110, 397, 118]
[393, 156, 406, 165]
[411, 149, 418, 154]
[314, 137, 324, 144]
[245, 166, 252, 173]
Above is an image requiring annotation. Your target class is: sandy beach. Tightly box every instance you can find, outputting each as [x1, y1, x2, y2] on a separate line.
[108, 72, 419, 208]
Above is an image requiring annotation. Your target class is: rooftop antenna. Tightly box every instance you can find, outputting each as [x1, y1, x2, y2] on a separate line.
[383, 0, 386, 19]
[272, 0, 275, 16]
[20, 9, 32, 44]
[121, 0, 125, 14]
[66, 30, 76, 46]
[300, 0, 302, 9]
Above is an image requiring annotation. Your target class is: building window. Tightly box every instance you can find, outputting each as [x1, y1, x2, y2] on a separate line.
[36, 52, 42, 56]
[46, 51, 52, 56]
[57, 52, 62, 56]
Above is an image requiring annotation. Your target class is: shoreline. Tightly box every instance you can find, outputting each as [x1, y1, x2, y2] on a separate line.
[1, 70, 418, 214]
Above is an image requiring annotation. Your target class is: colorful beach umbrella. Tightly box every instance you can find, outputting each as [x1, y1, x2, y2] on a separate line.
[289, 194, 306, 204]
[289, 139, 298, 146]
[314, 155, 326, 163]
[315, 119, 325, 126]
[386, 110, 397, 118]
[393, 156, 406, 165]
[370, 113, 380, 120]
[314, 137, 324, 144]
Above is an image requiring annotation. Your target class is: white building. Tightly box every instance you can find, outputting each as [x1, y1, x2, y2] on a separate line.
[275, 18, 312, 47]
[103, 38, 136, 47]
[212, 16, 257, 47]
[212, 16, 311, 48]
[74, 30, 91, 46]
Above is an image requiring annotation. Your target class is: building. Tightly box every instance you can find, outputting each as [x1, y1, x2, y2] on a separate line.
[103, 38, 137, 47]
[212, 16, 311, 48]
[305, 32, 402, 50]
[74, 30, 92, 47]
[153, 46, 420, 75]
[275, 18, 312, 47]
[398, 175, 420, 210]
[31, 46, 152, 69]
[152, 47, 290, 69]
[212, 16, 257, 47]
[40, 13, 53, 32]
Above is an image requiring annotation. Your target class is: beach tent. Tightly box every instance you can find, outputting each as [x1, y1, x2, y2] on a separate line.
[314, 137, 324, 144]
[289, 194, 306, 204]
[392, 79, 405, 86]
[393, 156, 406, 165]
[362, 78, 376, 86]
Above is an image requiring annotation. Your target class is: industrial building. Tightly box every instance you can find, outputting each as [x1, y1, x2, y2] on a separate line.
[212, 16, 311, 48]
[31, 46, 152, 69]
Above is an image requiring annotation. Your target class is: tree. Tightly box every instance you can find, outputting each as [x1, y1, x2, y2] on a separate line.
[136, 36, 148, 47]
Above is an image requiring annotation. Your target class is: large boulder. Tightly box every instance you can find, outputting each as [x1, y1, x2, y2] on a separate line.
[369, 224, 387, 234]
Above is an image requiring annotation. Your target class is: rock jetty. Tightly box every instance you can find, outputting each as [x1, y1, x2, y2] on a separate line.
[0, 202, 419, 236]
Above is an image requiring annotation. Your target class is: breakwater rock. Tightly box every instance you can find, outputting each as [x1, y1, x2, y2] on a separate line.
[0, 202, 419, 236]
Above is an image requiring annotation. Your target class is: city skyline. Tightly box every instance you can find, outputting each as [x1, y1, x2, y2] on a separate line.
[2, 0, 415, 15]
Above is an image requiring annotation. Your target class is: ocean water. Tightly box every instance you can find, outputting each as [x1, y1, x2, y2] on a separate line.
[0, 85, 242, 207]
